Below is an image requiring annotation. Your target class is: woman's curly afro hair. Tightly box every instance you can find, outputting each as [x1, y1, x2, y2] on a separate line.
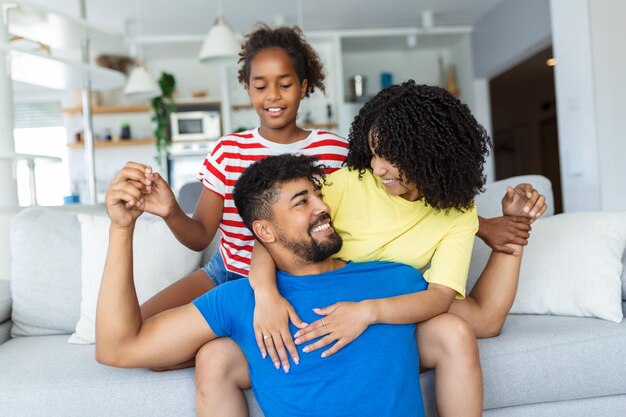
[346, 80, 491, 212]
[237, 24, 325, 97]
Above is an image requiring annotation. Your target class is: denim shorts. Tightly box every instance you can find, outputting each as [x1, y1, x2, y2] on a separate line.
[201, 250, 246, 286]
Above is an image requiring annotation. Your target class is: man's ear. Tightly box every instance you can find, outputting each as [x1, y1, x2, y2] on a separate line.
[252, 220, 276, 244]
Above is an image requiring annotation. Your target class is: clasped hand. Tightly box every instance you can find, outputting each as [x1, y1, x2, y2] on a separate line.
[254, 296, 373, 371]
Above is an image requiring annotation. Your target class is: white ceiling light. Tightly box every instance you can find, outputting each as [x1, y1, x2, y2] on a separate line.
[198, 0, 239, 64]
[124, 0, 160, 99]
[124, 60, 159, 97]
[422, 10, 434, 30]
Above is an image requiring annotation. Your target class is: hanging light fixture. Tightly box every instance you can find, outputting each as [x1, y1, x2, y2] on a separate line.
[198, 0, 239, 64]
[124, 0, 160, 99]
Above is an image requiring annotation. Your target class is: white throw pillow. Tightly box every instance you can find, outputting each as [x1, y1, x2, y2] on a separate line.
[510, 211, 626, 323]
[68, 214, 203, 344]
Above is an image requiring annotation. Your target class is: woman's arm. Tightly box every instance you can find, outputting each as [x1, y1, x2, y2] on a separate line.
[293, 283, 456, 358]
[248, 243, 305, 373]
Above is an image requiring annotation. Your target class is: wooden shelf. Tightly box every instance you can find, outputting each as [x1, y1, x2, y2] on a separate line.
[231, 103, 253, 110]
[67, 138, 155, 149]
[62, 105, 151, 116]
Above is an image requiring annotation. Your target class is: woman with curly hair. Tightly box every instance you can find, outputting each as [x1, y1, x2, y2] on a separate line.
[242, 80, 546, 417]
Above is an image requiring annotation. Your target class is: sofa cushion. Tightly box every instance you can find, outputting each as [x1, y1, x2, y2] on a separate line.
[509, 212, 626, 322]
[478, 312, 626, 410]
[0, 335, 264, 417]
[69, 214, 204, 344]
[10, 208, 84, 336]
[622, 250, 626, 300]
[0, 280, 10, 323]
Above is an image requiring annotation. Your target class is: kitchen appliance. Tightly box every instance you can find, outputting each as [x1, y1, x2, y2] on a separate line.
[167, 141, 216, 196]
[170, 110, 221, 142]
[348, 75, 367, 101]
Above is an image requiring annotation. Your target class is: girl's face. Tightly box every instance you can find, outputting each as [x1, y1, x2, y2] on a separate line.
[368, 137, 420, 202]
[247, 48, 308, 134]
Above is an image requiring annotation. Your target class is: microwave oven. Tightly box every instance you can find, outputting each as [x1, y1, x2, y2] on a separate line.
[170, 111, 221, 142]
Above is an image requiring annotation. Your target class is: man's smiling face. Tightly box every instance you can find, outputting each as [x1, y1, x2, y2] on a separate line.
[270, 178, 342, 263]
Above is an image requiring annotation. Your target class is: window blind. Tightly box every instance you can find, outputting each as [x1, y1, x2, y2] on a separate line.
[13, 102, 62, 129]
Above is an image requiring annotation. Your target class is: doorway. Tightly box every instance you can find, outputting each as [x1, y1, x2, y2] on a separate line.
[490, 47, 563, 214]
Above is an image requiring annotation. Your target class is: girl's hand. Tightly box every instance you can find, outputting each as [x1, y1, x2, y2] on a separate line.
[293, 301, 373, 358]
[253, 291, 307, 373]
[141, 171, 177, 219]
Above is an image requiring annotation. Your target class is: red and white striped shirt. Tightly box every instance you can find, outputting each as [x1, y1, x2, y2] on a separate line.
[198, 128, 349, 276]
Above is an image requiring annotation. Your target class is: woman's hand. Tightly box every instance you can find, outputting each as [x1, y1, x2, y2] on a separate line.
[293, 301, 374, 358]
[477, 216, 531, 256]
[253, 291, 307, 373]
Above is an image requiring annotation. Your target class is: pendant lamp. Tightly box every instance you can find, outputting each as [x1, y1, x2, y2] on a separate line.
[124, 0, 160, 99]
[198, 0, 239, 64]
[124, 60, 160, 98]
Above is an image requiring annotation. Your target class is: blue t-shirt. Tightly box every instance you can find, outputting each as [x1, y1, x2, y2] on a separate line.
[193, 261, 427, 417]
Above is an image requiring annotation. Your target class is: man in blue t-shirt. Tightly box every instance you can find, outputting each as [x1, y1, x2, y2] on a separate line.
[97, 154, 427, 417]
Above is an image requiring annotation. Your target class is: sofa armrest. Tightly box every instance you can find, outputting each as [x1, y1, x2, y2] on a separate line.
[0, 280, 11, 345]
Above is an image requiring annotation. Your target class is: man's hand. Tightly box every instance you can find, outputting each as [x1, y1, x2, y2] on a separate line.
[253, 291, 307, 373]
[106, 163, 149, 228]
[502, 184, 547, 221]
[477, 216, 531, 256]
[112, 162, 178, 219]
[293, 301, 373, 358]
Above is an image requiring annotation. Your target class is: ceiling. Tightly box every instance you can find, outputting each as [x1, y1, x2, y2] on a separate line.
[24, 0, 504, 37]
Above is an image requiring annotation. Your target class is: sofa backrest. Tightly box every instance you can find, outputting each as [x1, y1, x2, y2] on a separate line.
[9, 206, 106, 336]
[6, 206, 218, 338]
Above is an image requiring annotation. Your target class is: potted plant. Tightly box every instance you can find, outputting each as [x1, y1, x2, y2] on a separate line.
[151, 72, 176, 174]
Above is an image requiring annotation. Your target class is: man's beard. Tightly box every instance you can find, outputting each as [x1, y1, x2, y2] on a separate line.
[278, 214, 343, 263]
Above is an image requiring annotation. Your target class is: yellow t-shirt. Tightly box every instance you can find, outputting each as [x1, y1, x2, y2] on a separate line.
[323, 168, 478, 298]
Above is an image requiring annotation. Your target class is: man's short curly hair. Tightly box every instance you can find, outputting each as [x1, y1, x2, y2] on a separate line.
[237, 24, 325, 96]
[233, 154, 327, 235]
[346, 80, 491, 212]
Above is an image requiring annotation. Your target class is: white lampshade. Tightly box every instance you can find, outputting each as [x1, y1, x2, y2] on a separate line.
[124, 62, 160, 99]
[198, 16, 240, 64]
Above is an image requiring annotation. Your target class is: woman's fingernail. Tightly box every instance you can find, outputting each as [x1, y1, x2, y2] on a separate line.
[321, 353, 327, 358]
[523, 206, 530, 213]
[295, 338, 301, 345]
[303, 347, 310, 353]
[530, 211, 536, 217]
[274, 362, 280, 369]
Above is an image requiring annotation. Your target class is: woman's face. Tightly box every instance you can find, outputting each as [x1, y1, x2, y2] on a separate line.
[369, 148, 420, 202]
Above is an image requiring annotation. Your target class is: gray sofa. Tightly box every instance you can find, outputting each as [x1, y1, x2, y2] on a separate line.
[1, 175, 625, 417]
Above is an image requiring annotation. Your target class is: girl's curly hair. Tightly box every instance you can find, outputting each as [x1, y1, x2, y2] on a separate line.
[346, 80, 491, 211]
[237, 24, 325, 96]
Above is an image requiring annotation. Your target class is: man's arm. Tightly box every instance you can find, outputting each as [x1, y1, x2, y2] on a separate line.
[95, 173, 217, 369]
